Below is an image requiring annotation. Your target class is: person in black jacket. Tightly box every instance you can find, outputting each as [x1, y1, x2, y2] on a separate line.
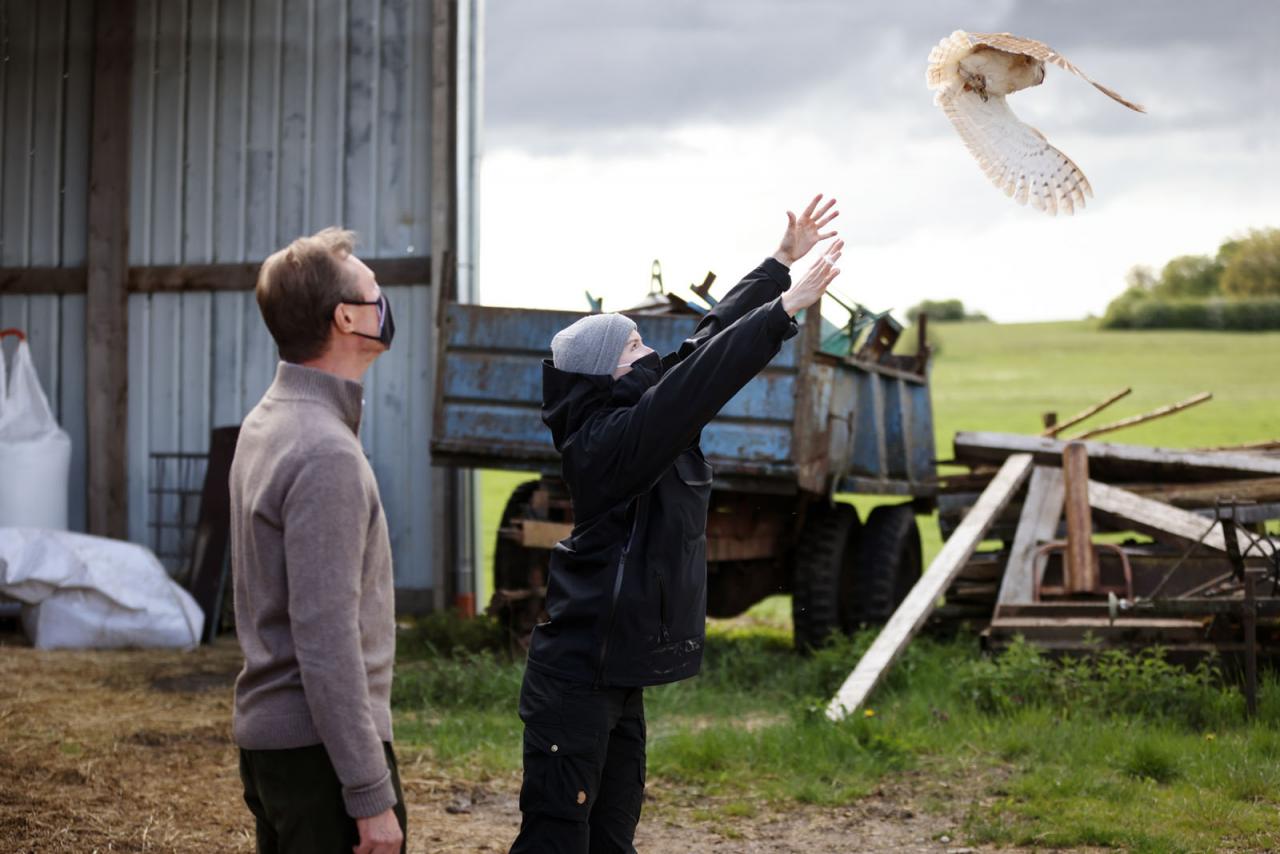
[510, 196, 842, 854]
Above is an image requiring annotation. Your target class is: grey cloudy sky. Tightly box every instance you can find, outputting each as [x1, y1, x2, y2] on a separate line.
[477, 1, 1280, 322]
[486, 1, 1276, 139]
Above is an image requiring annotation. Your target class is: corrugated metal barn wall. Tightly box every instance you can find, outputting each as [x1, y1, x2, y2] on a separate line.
[0, 0, 446, 603]
[126, 0, 438, 599]
[0, 0, 94, 533]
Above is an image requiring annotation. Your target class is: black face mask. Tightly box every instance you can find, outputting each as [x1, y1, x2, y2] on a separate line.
[611, 351, 664, 404]
[340, 293, 396, 349]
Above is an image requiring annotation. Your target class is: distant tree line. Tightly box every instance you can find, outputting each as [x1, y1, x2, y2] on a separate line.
[1103, 228, 1280, 330]
[905, 298, 990, 324]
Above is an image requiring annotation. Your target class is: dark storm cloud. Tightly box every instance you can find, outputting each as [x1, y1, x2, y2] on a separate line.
[484, 0, 1279, 152]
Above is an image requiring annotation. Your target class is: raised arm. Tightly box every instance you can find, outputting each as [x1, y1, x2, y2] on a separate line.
[669, 195, 839, 364]
[580, 243, 844, 500]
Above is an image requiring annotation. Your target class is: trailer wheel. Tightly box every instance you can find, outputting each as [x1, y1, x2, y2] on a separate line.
[493, 480, 544, 591]
[791, 502, 860, 650]
[850, 503, 921, 626]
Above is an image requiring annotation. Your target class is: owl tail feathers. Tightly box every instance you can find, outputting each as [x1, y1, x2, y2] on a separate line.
[927, 29, 974, 104]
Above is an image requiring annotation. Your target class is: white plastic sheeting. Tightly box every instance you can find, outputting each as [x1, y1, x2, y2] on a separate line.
[0, 338, 72, 529]
[0, 528, 203, 649]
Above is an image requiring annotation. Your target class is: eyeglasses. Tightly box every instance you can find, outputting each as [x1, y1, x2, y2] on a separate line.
[339, 294, 387, 331]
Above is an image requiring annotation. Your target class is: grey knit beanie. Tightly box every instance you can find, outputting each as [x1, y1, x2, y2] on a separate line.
[550, 313, 638, 375]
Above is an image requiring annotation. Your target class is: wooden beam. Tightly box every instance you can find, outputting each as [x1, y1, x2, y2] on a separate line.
[1062, 443, 1097, 593]
[1066, 392, 1213, 442]
[995, 466, 1064, 610]
[0, 267, 88, 294]
[954, 431, 1280, 482]
[85, 0, 134, 539]
[1127, 476, 1280, 508]
[826, 453, 1034, 721]
[1, 257, 431, 295]
[430, 0, 462, 613]
[1192, 439, 1280, 454]
[127, 256, 431, 292]
[1087, 479, 1276, 556]
[1041, 387, 1131, 438]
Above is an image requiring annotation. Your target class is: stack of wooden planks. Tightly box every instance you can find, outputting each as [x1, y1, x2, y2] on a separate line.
[827, 430, 1280, 722]
[934, 432, 1280, 644]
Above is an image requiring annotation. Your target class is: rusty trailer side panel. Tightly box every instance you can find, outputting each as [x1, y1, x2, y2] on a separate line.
[432, 302, 936, 496]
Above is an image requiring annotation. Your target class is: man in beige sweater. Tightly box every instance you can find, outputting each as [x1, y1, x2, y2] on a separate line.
[231, 227, 405, 854]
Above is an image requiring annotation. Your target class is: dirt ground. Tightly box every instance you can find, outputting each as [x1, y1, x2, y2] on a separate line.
[0, 632, 1045, 853]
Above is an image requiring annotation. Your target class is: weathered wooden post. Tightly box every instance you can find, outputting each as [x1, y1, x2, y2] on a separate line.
[1061, 442, 1098, 594]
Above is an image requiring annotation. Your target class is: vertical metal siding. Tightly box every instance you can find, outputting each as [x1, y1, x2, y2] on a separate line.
[0, 0, 93, 532]
[124, 0, 436, 591]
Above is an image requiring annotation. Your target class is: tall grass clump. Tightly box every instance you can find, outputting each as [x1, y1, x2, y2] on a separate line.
[961, 636, 1234, 728]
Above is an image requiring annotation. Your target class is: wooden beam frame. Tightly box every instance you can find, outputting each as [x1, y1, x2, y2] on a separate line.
[85, 0, 135, 539]
[0, 257, 431, 295]
[0, 267, 88, 294]
[955, 431, 1280, 480]
[431, 0, 462, 613]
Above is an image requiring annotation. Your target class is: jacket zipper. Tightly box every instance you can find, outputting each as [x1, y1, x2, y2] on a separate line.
[657, 573, 670, 644]
[594, 498, 643, 687]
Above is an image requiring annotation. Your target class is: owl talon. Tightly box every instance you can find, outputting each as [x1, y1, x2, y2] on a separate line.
[959, 68, 988, 100]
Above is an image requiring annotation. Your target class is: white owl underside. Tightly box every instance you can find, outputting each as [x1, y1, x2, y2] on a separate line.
[941, 90, 1091, 215]
[928, 30, 1145, 216]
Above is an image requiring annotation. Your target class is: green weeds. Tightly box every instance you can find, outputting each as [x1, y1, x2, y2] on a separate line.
[391, 622, 1280, 850]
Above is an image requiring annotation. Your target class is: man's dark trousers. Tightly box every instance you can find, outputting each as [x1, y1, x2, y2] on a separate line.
[239, 741, 408, 853]
[510, 667, 646, 854]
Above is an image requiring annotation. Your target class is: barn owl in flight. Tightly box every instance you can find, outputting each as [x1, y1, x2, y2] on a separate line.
[927, 30, 1145, 215]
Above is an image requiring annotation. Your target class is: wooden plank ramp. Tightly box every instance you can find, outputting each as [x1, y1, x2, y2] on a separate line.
[826, 454, 1034, 722]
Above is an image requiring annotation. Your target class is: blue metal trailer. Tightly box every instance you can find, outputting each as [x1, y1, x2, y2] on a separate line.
[431, 294, 939, 648]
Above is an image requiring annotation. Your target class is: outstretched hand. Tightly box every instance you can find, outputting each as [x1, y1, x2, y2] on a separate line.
[780, 240, 843, 317]
[773, 194, 839, 267]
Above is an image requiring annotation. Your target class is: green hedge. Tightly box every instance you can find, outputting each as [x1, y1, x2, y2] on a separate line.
[1101, 295, 1280, 330]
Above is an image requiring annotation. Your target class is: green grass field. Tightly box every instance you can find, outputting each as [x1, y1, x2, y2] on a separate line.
[417, 320, 1280, 850]
[478, 319, 1280, 615]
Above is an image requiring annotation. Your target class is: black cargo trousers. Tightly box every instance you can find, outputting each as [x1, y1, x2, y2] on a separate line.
[509, 667, 647, 854]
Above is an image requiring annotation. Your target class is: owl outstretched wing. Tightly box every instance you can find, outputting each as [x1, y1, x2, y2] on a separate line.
[938, 89, 1091, 216]
[965, 32, 1146, 113]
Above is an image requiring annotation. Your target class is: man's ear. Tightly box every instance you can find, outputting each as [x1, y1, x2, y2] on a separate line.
[332, 302, 353, 333]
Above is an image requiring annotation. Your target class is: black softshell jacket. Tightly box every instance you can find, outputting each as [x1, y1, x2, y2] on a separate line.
[529, 258, 799, 687]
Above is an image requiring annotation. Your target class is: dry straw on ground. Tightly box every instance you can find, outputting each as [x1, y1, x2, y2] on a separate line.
[1, 631, 1016, 853]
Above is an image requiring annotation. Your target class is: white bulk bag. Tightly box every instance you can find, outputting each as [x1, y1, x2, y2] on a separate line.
[0, 528, 204, 649]
[0, 335, 72, 529]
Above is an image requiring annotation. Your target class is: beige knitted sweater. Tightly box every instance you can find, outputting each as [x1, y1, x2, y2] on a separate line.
[230, 361, 396, 818]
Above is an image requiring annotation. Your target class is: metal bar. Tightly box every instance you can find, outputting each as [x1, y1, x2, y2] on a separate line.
[1245, 568, 1258, 718]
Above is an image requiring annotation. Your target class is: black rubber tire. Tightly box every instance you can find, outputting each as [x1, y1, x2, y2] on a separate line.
[493, 479, 543, 590]
[849, 503, 922, 626]
[791, 502, 860, 650]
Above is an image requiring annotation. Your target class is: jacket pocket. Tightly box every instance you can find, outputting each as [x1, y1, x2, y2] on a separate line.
[520, 722, 601, 821]
[674, 451, 713, 487]
[673, 450, 714, 540]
